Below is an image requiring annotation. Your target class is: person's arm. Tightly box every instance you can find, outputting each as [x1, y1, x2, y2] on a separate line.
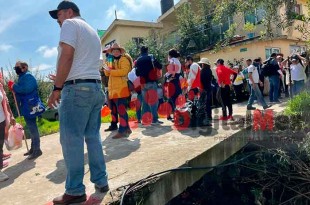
[296, 54, 308, 66]
[6, 100, 16, 125]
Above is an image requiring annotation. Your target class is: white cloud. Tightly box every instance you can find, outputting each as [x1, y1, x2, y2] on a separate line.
[121, 0, 160, 13]
[0, 44, 13, 52]
[106, 5, 127, 20]
[0, 16, 20, 34]
[36, 46, 58, 58]
[33, 63, 54, 71]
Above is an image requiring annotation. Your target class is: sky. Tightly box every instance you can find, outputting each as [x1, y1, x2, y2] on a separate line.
[0, 0, 180, 77]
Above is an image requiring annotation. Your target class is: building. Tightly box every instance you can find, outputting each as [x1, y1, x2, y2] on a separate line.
[101, 19, 163, 49]
[198, 0, 309, 64]
[101, 0, 309, 64]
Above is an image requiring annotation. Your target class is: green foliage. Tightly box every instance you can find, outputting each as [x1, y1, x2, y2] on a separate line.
[284, 91, 310, 120]
[125, 29, 176, 66]
[101, 109, 137, 123]
[176, 1, 212, 56]
[243, 22, 256, 32]
[16, 117, 59, 138]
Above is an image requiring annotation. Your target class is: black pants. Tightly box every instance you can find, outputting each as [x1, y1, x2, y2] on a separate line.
[233, 84, 244, 102]
[220, 85, 233, 117]
[0, 120, 6, 170]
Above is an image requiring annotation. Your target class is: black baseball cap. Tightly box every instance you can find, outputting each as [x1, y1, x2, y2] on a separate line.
[215, 59, 224, 65]
[49, 1, 80, 19]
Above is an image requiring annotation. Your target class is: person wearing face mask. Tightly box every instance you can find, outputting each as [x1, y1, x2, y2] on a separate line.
[104, 43, 132, 139]
[8, 61, 43, 160]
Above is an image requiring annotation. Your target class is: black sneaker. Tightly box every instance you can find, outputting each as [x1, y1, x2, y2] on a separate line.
[104, 126, 118, 132]
[24, 149, 33, 156]
[27, 150, 42, 160]
[263, 105, 272, 110]
[95, 184, 110, 193]
[247, 106, 256, 110]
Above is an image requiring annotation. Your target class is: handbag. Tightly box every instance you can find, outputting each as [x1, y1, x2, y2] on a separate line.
[20, 90, 46, 118]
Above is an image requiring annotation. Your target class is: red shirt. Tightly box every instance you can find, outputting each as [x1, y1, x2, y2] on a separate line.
[216, 65, 237, 86]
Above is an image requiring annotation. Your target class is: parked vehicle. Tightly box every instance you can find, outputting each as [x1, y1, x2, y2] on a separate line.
[41, 107, 59, 121]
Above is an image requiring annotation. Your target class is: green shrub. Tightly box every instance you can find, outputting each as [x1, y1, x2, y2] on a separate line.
[16, 117, 59, 138]
[284, 91, 310, 120]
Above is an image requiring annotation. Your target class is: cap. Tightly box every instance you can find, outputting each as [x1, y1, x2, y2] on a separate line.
[197, 58, 211, 65]
[49, 1, 80, 19]
[215, 59, 224, 65]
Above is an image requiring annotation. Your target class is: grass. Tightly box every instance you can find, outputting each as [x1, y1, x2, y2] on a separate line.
[16, 109, 138, 138]
[101, 109, 137, 123]
[284, 91, 310, 118]
[16, 117, 60, 138]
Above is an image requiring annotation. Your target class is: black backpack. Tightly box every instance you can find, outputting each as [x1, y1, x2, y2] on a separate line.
[261, 62, 272, 77]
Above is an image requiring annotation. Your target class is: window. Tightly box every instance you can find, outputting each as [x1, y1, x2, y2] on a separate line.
[132, 37, 144, 47]
[265, 48, 281, 59]
[244, 7, 265, 25]
[289, 45, 306, 54]
[211, 16, 234, 41]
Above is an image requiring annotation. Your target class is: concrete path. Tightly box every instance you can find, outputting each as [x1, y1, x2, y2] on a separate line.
[0, 99, 287, 205]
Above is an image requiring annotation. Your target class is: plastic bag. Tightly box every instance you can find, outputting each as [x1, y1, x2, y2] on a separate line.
[4, 123, 24, 151]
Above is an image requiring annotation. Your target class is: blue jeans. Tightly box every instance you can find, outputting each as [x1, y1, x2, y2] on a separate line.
[142, 82, 159, 123]
[269, 75, 280, 102]
[24, 117, 40, 151]
[110, 98, 130, 133]
[59, 82, 108, 196]
[136, 93, 142, 121]
[247, 83, 267, 107]
[292, 80, 305, 96]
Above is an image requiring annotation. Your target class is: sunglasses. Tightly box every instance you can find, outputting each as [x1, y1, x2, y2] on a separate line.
[14, 66, 21, 70]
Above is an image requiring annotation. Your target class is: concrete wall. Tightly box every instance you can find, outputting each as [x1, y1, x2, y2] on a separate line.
[143, 128, 250, 205]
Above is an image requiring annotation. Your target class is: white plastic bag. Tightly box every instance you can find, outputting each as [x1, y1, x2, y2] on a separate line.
[5, 123, 24, 151]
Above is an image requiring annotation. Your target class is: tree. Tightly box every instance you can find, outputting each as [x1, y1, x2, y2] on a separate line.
[125, 29, 176, 66]
[175, 0, 308, 54]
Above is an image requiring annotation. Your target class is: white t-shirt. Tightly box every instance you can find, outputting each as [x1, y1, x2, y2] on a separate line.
[290, 63, 306, 81]
[187, 62, 201, 89]
[247, 65, 259, 84]
[58, 17, 101, 81]
[168, 58, 181, 74]
[0, 91, 5, 123]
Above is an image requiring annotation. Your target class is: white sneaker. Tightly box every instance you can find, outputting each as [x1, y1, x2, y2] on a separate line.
[0, 171, 9, 182]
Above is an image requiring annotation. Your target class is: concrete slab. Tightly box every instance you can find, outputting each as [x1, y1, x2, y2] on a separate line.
[0, 99, 287, 205]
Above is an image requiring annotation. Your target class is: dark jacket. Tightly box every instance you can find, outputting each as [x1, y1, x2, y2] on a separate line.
[263, 58, 280, 77]
[136, 53, 162, 84]
[13, 71, 39, 117]
[200, 67, 213, 91]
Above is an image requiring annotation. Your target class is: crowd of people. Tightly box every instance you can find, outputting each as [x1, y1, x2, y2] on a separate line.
[0, 1, 308, 204]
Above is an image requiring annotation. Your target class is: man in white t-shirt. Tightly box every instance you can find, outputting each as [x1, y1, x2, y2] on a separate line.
[246, 59, 271, 110]
[47, 1, 109, 204]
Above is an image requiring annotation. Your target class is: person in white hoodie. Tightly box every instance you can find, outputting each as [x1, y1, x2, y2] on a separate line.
[185, 56, 201, 101]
